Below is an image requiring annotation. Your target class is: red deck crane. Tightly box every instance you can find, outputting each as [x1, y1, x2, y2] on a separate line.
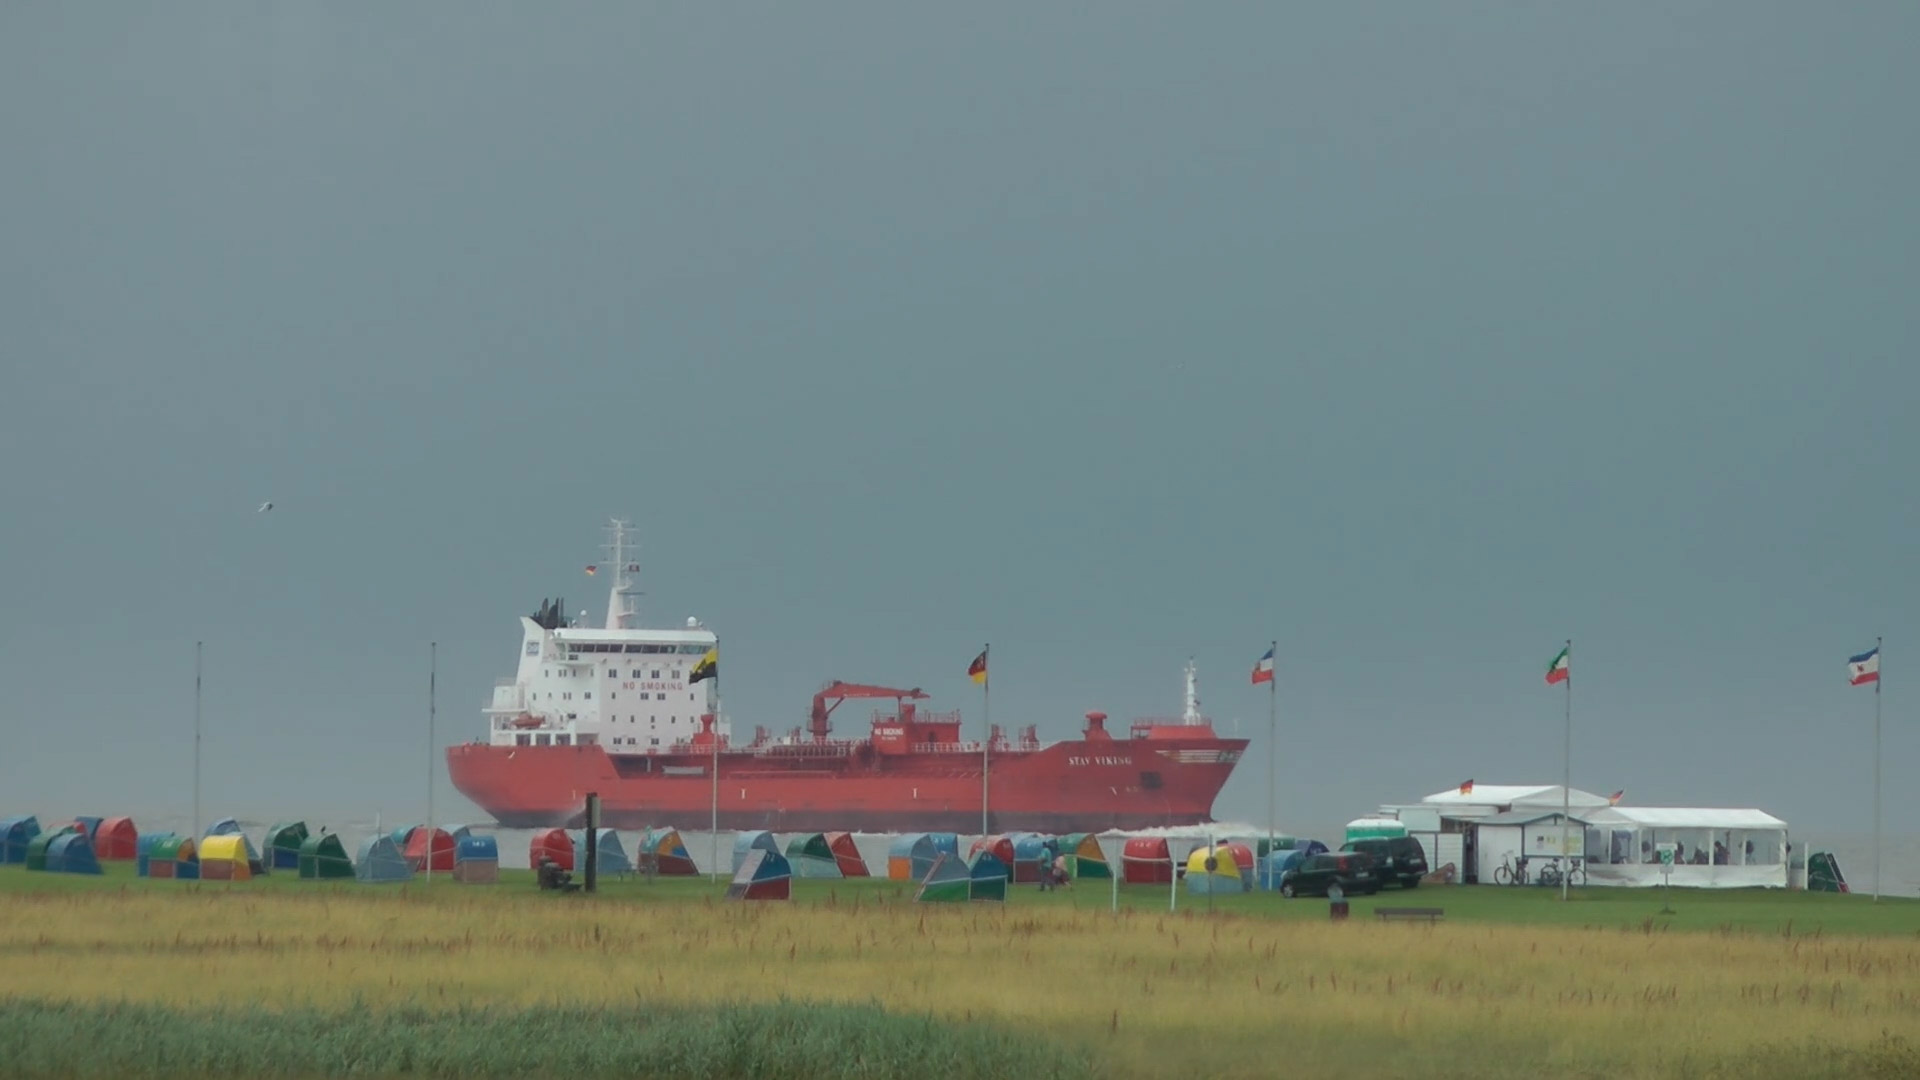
[809, 681, 928, 743]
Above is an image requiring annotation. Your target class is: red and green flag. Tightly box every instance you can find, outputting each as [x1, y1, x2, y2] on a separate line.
[1544, 645, 1570, 685]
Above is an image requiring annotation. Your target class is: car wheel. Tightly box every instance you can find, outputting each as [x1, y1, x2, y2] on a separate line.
[1280, 883, 1296, 899]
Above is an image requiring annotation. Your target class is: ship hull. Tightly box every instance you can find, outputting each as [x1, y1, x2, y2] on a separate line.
[447, 739, 1245, 834]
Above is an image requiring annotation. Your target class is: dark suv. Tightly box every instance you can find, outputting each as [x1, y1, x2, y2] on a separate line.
[1279, 852, 1379, 898]
[1339, 837, 1428, 889]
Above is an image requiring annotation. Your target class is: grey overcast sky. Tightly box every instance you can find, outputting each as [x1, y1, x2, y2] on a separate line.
[2, 5, 1913, 836]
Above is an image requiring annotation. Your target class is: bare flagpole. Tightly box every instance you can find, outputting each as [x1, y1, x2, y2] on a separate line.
[1562, 637, 1572, 903]
[193, 641, 203, 841]
[426, 641, 436, 886]
[1266, 641, 1277, 868]
[711, 670, 722, 884]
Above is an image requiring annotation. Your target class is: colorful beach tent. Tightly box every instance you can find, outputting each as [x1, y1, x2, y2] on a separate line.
[72, 816, 104, 840]
[1808, 852, 1848, 893]
[204, 818, 263, 867]
[44, 834, 102, 874]
[1122, 837, 1174, 884]
[93, 817, 138, 860]
[530, 829, 573, 871]
[569, 829, 632, 875]
[639, 827, 698, 875]
[355, 835, 413, 883]
[887, 833, 937, 881]
[0, 816, 40, 864]
[1060, 834, 1110, 879]
[915, 851, 1008, 903]
[266, 822, 309, 870]
[25, 827, 75, 872]
[145, 836, 198, 879]
[926, 833, 960, 859]
[136, 832, 178, 876]
[402, 827, 456, 873]
[1008, 833, 1050, 883]
[297, 834, 355, 880]
[1222, 842, 1256, 880]
[1257, 842, 1327, 890]
[732, 830, 777, 873]
[824, 832, 868, 877]
[786, 833, 842, 878]
[199, 834, 254, 881]
[726, 849, 792, 901]
[453, 835, 498, 883]
[1184, 844, 1245, 895]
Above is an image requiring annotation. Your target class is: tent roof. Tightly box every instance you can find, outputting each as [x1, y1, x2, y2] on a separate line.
[200, 835, 249, 861]
[1589, 807, 1787, 830]
[1422, 784, 1614, 808]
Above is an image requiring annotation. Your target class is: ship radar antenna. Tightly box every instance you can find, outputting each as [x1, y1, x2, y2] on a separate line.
[1182, 657, 1203, 726]
[602, 518, 645, 630]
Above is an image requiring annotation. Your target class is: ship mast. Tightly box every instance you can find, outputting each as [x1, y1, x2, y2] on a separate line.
[1182, 658, 1203, 726]
[602, 518, 642, 630]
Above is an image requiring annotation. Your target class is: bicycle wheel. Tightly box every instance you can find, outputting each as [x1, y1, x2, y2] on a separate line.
[1494, 865, 1513, 886]
[1539, 866, 1560, 887]
[1568, 863, 1587, 887]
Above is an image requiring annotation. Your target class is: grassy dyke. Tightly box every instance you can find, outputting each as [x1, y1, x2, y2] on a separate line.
[2, 882, 1919, 1077]
[0, 999, 1093, 1079]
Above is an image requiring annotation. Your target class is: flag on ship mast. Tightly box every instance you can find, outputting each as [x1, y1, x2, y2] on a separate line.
[968, 648, 988, 685]
[1544, 645, 1570, 685]
[1251, 646, 1275, 685]
[689, 647, 718, 684]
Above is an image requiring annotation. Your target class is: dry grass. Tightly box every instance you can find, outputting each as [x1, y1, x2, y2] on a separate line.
[4, 888, 1920, 1077]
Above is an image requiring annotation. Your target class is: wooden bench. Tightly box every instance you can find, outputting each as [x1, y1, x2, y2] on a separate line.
[1375, 907, 1444, 923]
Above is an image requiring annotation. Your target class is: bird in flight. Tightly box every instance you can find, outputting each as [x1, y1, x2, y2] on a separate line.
[258, 501, 274, 513]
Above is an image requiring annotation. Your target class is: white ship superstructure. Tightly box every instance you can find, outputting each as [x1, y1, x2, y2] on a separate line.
[483, 520, 723, 752]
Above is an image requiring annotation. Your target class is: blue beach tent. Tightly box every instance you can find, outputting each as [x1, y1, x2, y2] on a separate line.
[569, 829, 632, 875]
[47, 834, 104, 875]
[732, 830, 777, 873]
[1, 816, 41, 864]
[355, 835, 413, 884]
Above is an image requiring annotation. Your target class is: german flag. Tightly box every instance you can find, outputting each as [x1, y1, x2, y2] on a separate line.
[967, 647, 988, 685]
[689, 647, 717, 684]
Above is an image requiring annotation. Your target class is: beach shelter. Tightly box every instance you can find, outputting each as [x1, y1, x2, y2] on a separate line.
[1060, 834, 1111, 879]
[25, 827, 75, 872]
[1808, 852, 1849, 893]
[1008, 833, 1050, 883]
[786, 833, 842, 878]
[297, 834, 355, 880]
[1257, 842, 1327, 890]
[265, 822, 309, 870]
[1184, 844, 1245, 895]
[136, 832, 178, 876]
[926, 833, 960, 858]
[199, 834, 254, 881]
[204, 818, 264, 869]
[1222, 842, 1256, 881]
[45, 834, 103, 874]
[453, 836, 499, 883]
[640, 827, 698, 875]
[93, 817, 138, 860]
[146, 836, 198, 879]
[726, 849, 792, 901]
[825, 832, 869, 877]
[72, 815, 104, 840]
[530, 828, 573, 871]
[888, 833, 937, 881]
[732, 830, 778, 872]
[1122, 836, 1174, 884]
[569, 829, 632, 875]
[916, 851, 1010, 903]
[355, 835, 413, 883]
[0, 816, 41, 864]
[402, 826, 456, 873]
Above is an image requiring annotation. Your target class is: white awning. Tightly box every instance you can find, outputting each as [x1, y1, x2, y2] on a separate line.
[1587, 807, 1787, 830]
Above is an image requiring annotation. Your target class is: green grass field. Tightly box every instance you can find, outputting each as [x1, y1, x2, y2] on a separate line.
[3, 864, 1919, 1078]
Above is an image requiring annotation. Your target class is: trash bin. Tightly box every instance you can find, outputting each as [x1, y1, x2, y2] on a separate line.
[1328, 881, 1349, 921]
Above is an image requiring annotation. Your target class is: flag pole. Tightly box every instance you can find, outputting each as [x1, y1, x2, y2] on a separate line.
[1266, 640, 1277, 868]
[1562, 637, 1572, 903]
[1873, 635, 1882, 903]
[426, 641, 436, 886]
[711, 670, 721, 884]
[193, 641, 202, 842]
[980, 644, 991, 837]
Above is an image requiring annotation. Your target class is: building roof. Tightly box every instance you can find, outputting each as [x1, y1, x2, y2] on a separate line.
[1588, 807, 1787, 830]
[1421, 784, 1614, 808]
[1476, 809, 1603, 827]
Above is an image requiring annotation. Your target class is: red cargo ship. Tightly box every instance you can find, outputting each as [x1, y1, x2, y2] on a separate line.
[446, 522, 1246, 833]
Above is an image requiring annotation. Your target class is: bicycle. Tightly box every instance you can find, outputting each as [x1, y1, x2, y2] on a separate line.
[1492, 853, 1528, 886]
[1535, 857, 1587, 888]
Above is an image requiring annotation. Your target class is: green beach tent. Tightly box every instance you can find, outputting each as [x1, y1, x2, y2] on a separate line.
[298, 834, 355, 880]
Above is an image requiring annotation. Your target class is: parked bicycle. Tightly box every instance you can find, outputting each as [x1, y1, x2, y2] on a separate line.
[1534, 857, 1587, 888]
[1492, 853, 1528, 886]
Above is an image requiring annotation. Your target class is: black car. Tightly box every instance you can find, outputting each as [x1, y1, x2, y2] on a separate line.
[1339, 836, 1429, 889]
[1279, 852, 1379, 898]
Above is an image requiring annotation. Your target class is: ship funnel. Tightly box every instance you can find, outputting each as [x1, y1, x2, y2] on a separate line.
[1083, 710, 1111, 741]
